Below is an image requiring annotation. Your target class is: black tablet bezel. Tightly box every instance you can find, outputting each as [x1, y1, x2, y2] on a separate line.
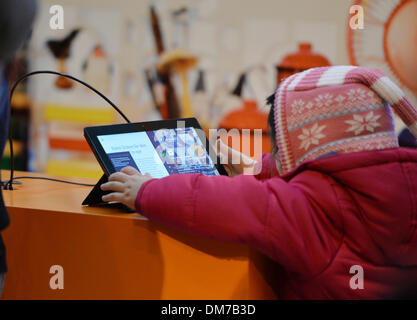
[84, 117, 229, 177]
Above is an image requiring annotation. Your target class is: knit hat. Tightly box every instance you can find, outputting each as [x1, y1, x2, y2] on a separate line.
[273, 66, 417, 174]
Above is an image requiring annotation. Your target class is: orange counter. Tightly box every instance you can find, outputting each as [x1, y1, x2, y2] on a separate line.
[1, 171, 278, 299]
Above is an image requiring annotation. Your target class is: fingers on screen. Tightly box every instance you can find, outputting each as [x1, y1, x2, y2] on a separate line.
[121, 166, 139, 175]
[108, 172, 128, 182]
[101, 181, 125, 192]
[102, 192, 123, 203]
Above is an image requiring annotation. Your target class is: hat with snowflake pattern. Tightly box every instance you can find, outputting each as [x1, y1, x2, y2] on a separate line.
[273, 66, 417, 174]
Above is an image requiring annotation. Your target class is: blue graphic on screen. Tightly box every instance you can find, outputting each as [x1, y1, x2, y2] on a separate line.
[97, 127, 219, 178]
[107, 151, 139, 172]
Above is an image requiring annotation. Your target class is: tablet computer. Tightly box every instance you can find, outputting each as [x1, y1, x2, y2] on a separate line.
[83, 118, 228, 178]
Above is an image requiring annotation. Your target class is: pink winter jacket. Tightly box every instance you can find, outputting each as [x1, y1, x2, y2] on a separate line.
[135, 148, 417, 299]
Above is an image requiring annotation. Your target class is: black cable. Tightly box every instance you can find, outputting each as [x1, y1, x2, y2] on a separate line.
[2, 176, 95, 187]
[4, 70, 131, 190]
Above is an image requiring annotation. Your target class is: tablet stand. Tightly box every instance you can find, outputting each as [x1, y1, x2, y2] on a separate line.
[82, 174, 135, 213]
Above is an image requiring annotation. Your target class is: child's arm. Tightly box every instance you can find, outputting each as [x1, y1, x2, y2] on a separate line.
[253, 153, 279, 180]
[216, 139, 278, 180]
[216, 139, 256, 176]
[134, 171, 341, 277]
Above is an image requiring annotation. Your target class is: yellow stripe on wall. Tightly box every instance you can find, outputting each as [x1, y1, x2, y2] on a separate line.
[46, 159, 103, 179]
[44, 104, 115, 124]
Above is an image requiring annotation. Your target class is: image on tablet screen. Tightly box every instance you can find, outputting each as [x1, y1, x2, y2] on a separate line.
[97, 127, 219, 178]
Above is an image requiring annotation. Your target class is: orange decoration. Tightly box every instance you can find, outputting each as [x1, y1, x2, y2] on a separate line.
[219, 100, 268, 132]
[55, 58, 74, 89]
[93, 45, 106, 58]
[219, 100, 270, 159]
[276, 42, 331, 85]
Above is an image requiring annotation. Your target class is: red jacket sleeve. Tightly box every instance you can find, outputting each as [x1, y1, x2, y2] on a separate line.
[136, 171, 342, 277]
[253, 153, 279, 181]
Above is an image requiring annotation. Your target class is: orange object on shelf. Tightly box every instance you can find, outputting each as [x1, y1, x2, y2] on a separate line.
[219, 100, 270, 159]
[219, 100, 268, 132]
[93, 45, 106, 58]
[55, 58, 74, 89]
[276, 42, 331, 85]
[1, 171, 279, 299]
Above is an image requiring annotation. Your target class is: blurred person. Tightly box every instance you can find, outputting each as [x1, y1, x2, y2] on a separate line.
[0, 0, 37, 298]
[102, 66, 417, 299]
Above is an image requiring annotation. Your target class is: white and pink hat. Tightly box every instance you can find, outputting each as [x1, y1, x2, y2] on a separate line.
[273, 66, 417, 174]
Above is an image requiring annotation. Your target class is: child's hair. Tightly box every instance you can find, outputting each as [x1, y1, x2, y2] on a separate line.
[266, 93, 277, 154]
[266, 93, 281, 176]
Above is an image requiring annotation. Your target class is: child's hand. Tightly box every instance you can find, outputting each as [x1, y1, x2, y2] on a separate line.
[216, 139, 256, 176]
[100, 166, 153, 210]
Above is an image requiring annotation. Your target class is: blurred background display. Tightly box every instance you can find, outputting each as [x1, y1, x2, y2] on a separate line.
[3, 0, 416, 178]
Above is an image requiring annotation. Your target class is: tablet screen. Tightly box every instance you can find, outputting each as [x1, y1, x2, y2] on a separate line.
[97, 127, 219, 178]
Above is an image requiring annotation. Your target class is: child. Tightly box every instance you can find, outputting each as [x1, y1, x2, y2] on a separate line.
[101, 66, 417, 299]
